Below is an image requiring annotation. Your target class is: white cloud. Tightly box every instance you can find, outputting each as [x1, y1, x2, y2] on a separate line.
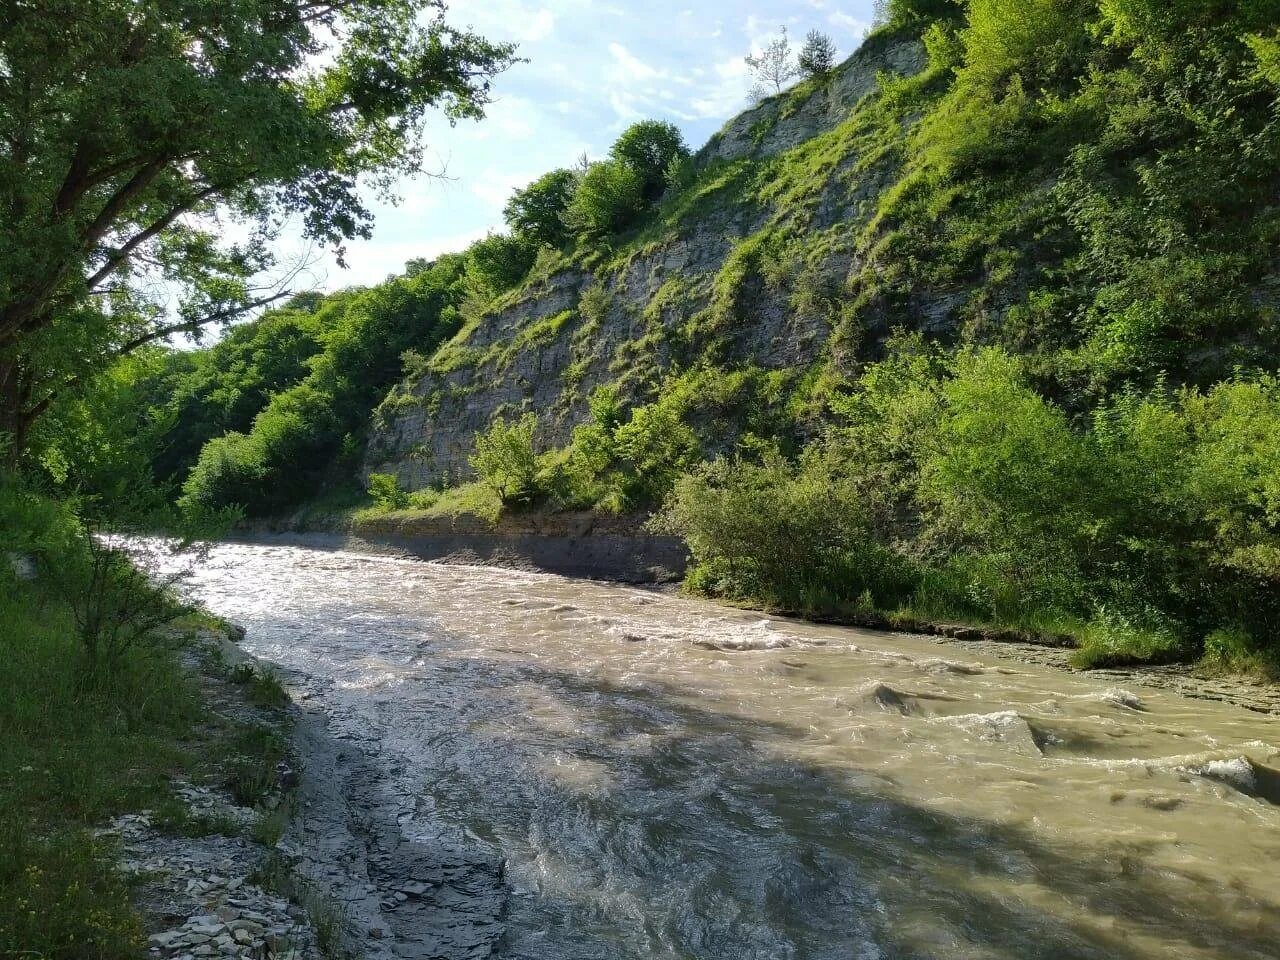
[829, 10, 871, 36]
[608, 42, 665, 83]
[468, 95, 539, 141]
[685, 55, 750, 119]
[470, 168, 539, 209]
[520, 8, 557, 42]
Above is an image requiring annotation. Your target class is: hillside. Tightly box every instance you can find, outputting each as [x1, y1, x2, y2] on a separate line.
[64, 0, 1280, 673]
[365, 10, 1280, 490]
[365, 31, 929, 486]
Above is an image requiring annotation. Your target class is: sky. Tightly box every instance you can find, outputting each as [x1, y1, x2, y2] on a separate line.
[288, 0, 877, 290]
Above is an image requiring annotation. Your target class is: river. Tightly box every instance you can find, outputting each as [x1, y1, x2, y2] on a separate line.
[172, 540, 1280, 960]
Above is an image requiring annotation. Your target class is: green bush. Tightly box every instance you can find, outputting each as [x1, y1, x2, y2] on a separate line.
[609, 120, 690, 201]
[504, 168, 577, 247]
[538, 382, 705, 513]
[470, 413, 540, 504]
[658, 453, 918, 612]
[466, 231, 537, 294]
[367, 473, 410, 511]
[652, 337, 1280, 664]
[179, 382, 340, 515]
[564, 160, 646, 240]
[177, 257, 468, 516]
[612, 402, 700, 503]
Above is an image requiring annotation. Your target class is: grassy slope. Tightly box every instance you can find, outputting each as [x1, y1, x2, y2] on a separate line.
[0, 581, 288, 958]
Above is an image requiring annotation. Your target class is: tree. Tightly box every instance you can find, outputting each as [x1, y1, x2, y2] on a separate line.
[798, 31, 839, 78]
[0, 0, 515, 463]
[563, 161, 646, 241]
[466, 232, 537, 294]
[609, 120, 691, 201]
[504, 169, 578, 247]
[745, 26, 800, 100]
[470, 413, 539, 503]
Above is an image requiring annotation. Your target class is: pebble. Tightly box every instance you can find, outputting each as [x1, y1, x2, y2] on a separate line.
[103, 779, 318, 959]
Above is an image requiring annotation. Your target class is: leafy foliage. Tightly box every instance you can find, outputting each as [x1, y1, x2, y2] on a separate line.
[466, 232, 538, 295]
[180, 256, 467, 515]
[0, 0, 515, 460]
[368, 473, 411, 511]
[470, 413, 539, 503]
[664, 341, 1280, 659]
[609, 120, 691, 201]
[564, 160, 647, 240]
[657, 452, 915, 610]
[504, 169, 578, 247]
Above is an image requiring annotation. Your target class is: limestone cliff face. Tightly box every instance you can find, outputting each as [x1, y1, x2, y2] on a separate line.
[366, 35, 926, 490]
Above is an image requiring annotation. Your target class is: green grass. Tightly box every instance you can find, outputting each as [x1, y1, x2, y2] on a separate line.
[1069, 621, 1189, 670]
[0, 580, 203, 958]
[229, 661, 290, 709]
[0, 575, 298, 958]
[1199, 627, 1280, 681]
[353, 480, 504, 526]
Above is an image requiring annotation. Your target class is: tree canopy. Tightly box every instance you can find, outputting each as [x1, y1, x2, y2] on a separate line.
[503, 168, 577, 247]
[609, 120, 690, 201]
[0, 0, 514, 460]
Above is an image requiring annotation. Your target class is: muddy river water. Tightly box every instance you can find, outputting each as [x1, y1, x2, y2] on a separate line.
[174, 541, 1280, 960]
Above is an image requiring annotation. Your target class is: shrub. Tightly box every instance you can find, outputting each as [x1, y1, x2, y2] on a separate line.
[179, 383, 340, 515]
[367, 473, 410, 511]
[179, 432, 267, 514]
[658, 453, 918, 611]
[915, 348, 1102, 616]
[564, 160, 646, 240]
[470, 413, 539, 504]
[466, 231, 538, 295]
[504, 168, 578, 247]
[38, 531, 198, 672]
[612, 402, 700, 503]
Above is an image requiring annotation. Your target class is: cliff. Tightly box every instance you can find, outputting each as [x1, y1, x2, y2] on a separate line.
[364, 33, 929, 489]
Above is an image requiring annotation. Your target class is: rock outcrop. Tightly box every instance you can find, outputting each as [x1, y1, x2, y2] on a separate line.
[365, 35, 926, 490]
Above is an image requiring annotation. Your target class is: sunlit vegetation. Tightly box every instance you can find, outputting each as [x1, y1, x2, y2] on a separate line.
[33, 0, 1280, 675]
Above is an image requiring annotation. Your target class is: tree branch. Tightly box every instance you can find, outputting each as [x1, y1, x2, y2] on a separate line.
[85, 182, 224, 290]
[19, 290, 295, 423]
[111, 290, 294, 358]
[78, 157, 167, 250]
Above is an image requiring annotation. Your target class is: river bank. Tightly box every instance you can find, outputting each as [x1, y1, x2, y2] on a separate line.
[234, 506, 687, 584]
[0, 571, 336, 959]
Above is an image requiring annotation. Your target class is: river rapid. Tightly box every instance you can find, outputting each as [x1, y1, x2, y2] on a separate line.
[170, 541, 1280, 960]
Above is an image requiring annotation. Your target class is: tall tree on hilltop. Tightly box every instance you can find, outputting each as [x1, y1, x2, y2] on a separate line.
[0, 0, 515, 462]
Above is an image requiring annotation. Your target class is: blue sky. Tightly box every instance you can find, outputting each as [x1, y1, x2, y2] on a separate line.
[293, 0, 877, 289]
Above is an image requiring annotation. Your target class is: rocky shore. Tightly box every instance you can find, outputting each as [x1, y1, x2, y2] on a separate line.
[99, 624, 331, 960]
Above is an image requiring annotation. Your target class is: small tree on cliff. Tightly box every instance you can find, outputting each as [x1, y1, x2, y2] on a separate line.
[799, 31, 839, 79]
[610, 120, 691, 201]
[504, 169, 578, 248]
[745, 26, 801, 100]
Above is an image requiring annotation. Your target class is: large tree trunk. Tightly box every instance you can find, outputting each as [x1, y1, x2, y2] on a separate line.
[0, 355, 37, 468]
